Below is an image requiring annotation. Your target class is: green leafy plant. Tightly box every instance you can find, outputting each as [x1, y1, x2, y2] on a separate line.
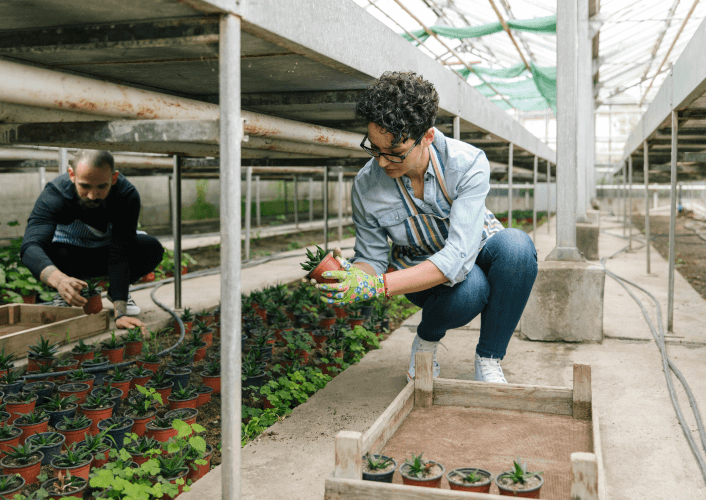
[0, 348, 16, 371]
[27, 431, 63, 447]
[0, 425, 19, 440]
[56, 414, 91, 431]
[40, 394, 79, 412]
[125, 327, 143, 343]
[403, 453, 434, 479]
[28, 335, 60, 359]
[169, 385, 198, 401]
[81, 394, 113, 410]
[80, 278, 101, 298]
[202, 360, 220, 377]
[180, 308, 194, 322]
[125, 435, 161, 456]
[364, 453, 393, 471]
[106, 367, 132, 382]
[0, 371, 23, 385]
[3, 267, 45, 302]
[300, 245, 328, 272]
[459, 470, 484, 483]
[52, 443, 92, 467]
[15, 411, 49, 425]
[0, 473, 23, 492]
[504, 458, 543, 485]
[101, 330, 125, 350]
[125, 386, 162, 417]
[3, 442, 41, 465]
[66, 368, 93, 383]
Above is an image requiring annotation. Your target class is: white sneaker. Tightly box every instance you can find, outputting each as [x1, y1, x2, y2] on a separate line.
[474, 354, 507, 383]
[107, 292, 141, 316]
[407, 334, 441, 382]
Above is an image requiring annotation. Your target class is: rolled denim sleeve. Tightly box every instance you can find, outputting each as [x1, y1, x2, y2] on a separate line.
[349, 181, 389, 276]
[427, 152, 490, 285]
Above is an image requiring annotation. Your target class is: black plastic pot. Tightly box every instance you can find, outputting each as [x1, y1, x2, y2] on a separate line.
[97, 418, 134, 449]
[259, 346, 272, 361]
[380, 318, 390, 331]
[362, 455, 397, 483]
[165, 368, 191, 390]
[82, 359, 111, 386]
[360, 306, 374, 318]
[43, 403, 78, 428]
[23, 381, 56, 406]
[26, 431, 65, 466]
[0, 474, 25, 498]
[243, 371, 266, 389]
[165, 407, 198, 423]
[0, 377, 26, 395]
[90, 387, 123, 412]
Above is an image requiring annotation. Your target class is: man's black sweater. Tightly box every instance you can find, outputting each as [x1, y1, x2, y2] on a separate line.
[20, 173, 140, 301]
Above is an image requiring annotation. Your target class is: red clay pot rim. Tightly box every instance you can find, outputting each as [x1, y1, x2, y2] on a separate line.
[0, 474, 25, 495]
[495, 472, 544, 493]
[15, 414, 50, 426]
[0, 428, 22, 440]
[80, 400, 116, 412]
[167, 394, 199, 402]
[5, 394, 38, 404]
[399, 461, 446, 482]
[126, 411, 156, 421]
[55, 422, 91, 433]
[0, 452, 43, 468]
[446, 467, 493, 487]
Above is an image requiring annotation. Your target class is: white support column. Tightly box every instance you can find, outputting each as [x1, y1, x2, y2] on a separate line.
[628, 155, 633, 250]
[245, 166, 253, 260]
[453, 116, 460, 140]
[508, 143, 513, 229]
[255, 176, 261, 227]
[533, 155, 538, 242]
[309, 177, 314, 222]
[622, 163, 627, 236]
[668, 109, 678, 333]
[39, 167, 46, 190]
[323, 167, 329, 250]
[172, 156, 182, 309]
[576, 0, 592, 222]
[337, 169, 343, 242]
[654, 189, 658, 209]
[547, 161, 551, 234]
[293, 175, 299, 229]
[644, 141, 651, 274]
[59, 148, 68, 175]
[219, 13, 242, 500]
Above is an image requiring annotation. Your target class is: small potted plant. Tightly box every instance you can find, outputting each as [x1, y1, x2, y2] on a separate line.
[144, 415, 176, 443]
[124, 327, 144, 357]
[165, 366, 191, 391]
[0, 348, 16, 378]
[242, 361, 266, 389]
[55, 357, 80, 380]
[164, 407, 198, 427]
[150, 453, 190, 496]
[135, 352, 161, 373]
[100, 331, 125, 364]
[399, 453, 445, 488]
[103, 368, 133, 400]
[71, 339, 96, 366]
[42, 470, 88, 500]
[124, 434, 161, 465]
[26, 431, 65, 466]
[0, 473, 25, 499]
[51, 442, 93, 480]
[90, 385, 123, 413]
[80, 279, 103, 315]
[185, 441, 213, 483]
[0, 425, 22, 458]
[495, 458, 544, 498]
[200, 360, 221, 394]
[362, 453, 396, 483]
[21, 380, 55, 406]
[39, 394, 78, 428]
[14, 410, 50, 443]
[447, 467, 493, 493]
[80, 394, 115, 436]
[81, 355, 110, 386]
[192, 320, 214, 349]
[188, 334, 208, 363]
[0, 442, 43, 484]
[177, 308, 194, 334]
[127, 366, 154, 391]
[166, 385, 199, 411]
[300, 245, 340, 283]
[195, 308, 215, 327]
[196, 385, 214, 407]
[27, 335, 59, 371]
[57, 382, 91, 406]
[0, 372, 25, 396]
[124, 386, 160, 437]
[97, 416, 134, 449]
[76, 427, 112, 469]
[5, 391, 38, 424]
[145, 370, 174, 403]
[65, 368, 96, 393]
[55, 414, 92, 448]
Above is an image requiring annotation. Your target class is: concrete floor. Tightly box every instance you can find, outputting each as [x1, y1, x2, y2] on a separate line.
[117, 215, 706, 500]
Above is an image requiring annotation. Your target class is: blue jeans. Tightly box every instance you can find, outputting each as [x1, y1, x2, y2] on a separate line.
[405, 228, 538, 359]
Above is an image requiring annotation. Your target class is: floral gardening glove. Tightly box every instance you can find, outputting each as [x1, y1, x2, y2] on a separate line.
[316, 256, 385, 305]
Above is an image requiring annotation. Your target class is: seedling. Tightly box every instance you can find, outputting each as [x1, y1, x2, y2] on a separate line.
[125, 327, 143, 343]
[28, 431, 63, 447]
[0, 348, 16, 370]
[41, 394, 79, 411]
[180, 308, 194, 322]
[150, 416, 174, 429]
[52, 443, 91, 467]
[80, 279, 101, 298]
[101, 330, 124, 350]
[460, 470, 484, 483]
[66, 368, 93, 383]
[125, 386, 162, 416]
[0, 425, 19, 440]
[154, 452, 187, 479]
[57, 414, 92, 431]
[0, 474, 22, 492]
[4, 442, 40, 465]
[403, 453, 434, 479]
[79, 427, 113, 454]
[125, 435, 161, 455]
[505, 457, 543, 485]
[71, 339, 94, 354]
[28, 335, 60, 359]
[364, 453, 393, 471]
[202, 360, 220, 377]
[169, 385, 198, 401]
[15, 411, 49, 425]
[48, 470, 85, 494]
[300, 245, 328, 272]
[106, 367, 132, 382]
[82, 394, 113, 410]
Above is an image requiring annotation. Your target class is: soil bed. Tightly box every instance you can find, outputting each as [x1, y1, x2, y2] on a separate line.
[632, 213, 706, 300]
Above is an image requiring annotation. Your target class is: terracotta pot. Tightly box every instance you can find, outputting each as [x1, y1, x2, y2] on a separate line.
[348, 317, 365, 328]
[125, 341, 143, 358]
[58, 383, 90, 406]
[15, 415, 49, 444]
[105, 378, 131, 400]
[5, 395, 38, 424]
[135, 358, 161, 373]
[0, 412, 8, 427]
[42, 476, 88, 499]
[66, 375, 94, 395]
[198, 330, 213, 349]
[495, 472, 544, 498]
[89, 443, 111, 469]
[311, 332, 328, 348]
[296, 349, 310, 364]
[213, 323, 221, 338]
[0, 452, 43, 485]
[56, 360, 80, 376]
[126, 412, 156, 437]
[200, 373, 220, 394]
[175, 320, 193, 335]
[165, 408, 197, 427]
[319, 317, 335, 330]
[186, 443, 213, 483]
[333, 306, 348, 319]
[129, 372, 153, 391]
[195, 313, 214, 326]
[51, 456, 92, 481]
[0, 427, 22, 458]
[167, 394, 199, 411]
[21, 293, 37, 305]
[333, 350, 344, 366]
[144, 422, 177, 443]
[101, 346, 124, 364]
[307, 253, 341, 284]
[80, 401, 115, 435]
[129, 452, 152, 466]
[318, 363, 338, 377]
[399, 461, 445, 488]
[82, 294, 102, 315]
[196, 386, 214, 407]
[447, 468, 493, 493]
[139, 272, 156, 283]
[0, 474, 24, 499]
[158, 467, 189, 497]
[56, 421, 91, 449]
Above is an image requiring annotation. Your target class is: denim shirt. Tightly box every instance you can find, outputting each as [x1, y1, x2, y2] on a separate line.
[349, 127, 502, 286]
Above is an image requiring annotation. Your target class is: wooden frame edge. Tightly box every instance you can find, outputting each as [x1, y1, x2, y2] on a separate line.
[361, 381, 414, 455]
[325, 475, 508, 499]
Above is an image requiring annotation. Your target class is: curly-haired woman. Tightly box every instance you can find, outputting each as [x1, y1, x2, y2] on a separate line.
[315, 71, 538, 384]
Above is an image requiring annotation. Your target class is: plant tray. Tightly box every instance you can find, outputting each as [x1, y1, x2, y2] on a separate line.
[0, 304, 109, 355]
[326, 355, 605, 500]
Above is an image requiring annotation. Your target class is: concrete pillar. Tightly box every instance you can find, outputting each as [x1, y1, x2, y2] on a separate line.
[533, 155, 538, 242]
[337, 170, 343, 242]
[453, 116, 460, 140]
[654, 189, 658, 209]
[576, 0, 592, 223]
[293, 175, 299, 229]
[255, 176, 261, 227]
[628, 155, 633, 250]
[172, 156, 182, 309]
[668, 109, 678, 333]
[244, 166, 252, 260]
[622, 163, 627, 236]
[547, 161, 551, 234]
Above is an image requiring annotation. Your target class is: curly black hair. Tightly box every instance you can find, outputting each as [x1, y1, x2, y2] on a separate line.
[355, 71, 439, 148]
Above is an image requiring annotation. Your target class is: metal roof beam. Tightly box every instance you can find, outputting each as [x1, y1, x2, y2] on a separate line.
[640, 0, 682, 81]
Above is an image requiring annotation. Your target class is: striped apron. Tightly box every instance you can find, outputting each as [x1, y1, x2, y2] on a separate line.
[388, 145, 504, 271]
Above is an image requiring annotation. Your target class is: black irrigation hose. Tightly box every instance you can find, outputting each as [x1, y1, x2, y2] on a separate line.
[600, 227, 706, 484]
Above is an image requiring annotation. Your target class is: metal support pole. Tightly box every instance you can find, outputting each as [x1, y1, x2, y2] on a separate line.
[525, 183, 530, 207]
[245, 166, 252, 260]
[39, 167, 46, 190]
[255, 176, 261, 227]
[172, 156, 182, 310]
[654, 189, 658, 209]
[324, 167, 329, 250]
[547, 161, 551, 234]
[533, 155, 538, 242]
[628, 155, 633, 250]
[453, 116, 461, 140]
[219, 13, 242, 500]
[644, 141, 651, 274]
[167, 175, 173, 232]
[508, 143, 513, 229]
[293, 175, 299, 229]
[309, 177, 314, 222]
[59, 148, 68, 175]
[283, 180, 288, 220]
[668, 110, 678, 333]
[337, 170, 343, 242]
[622, 163, 627, 236]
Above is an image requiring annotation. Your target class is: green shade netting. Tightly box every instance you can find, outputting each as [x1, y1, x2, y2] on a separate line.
[401, 15, 555, 41]
[457, 62, 527, 79]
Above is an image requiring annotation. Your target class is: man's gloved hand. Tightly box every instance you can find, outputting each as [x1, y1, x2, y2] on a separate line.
[316, 256, 385, 305]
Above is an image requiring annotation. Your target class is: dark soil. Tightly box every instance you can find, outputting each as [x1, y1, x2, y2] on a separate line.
[632, 212, 706, 300]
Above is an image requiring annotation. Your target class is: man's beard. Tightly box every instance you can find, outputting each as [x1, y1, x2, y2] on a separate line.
[73, 183, 109, 210]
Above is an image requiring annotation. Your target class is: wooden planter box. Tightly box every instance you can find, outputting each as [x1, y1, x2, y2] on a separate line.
[0, 304, 109, 355]
[326, 354, 606, 500]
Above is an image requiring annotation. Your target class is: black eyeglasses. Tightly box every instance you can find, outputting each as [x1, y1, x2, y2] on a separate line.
[359, 132, 425, 163]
